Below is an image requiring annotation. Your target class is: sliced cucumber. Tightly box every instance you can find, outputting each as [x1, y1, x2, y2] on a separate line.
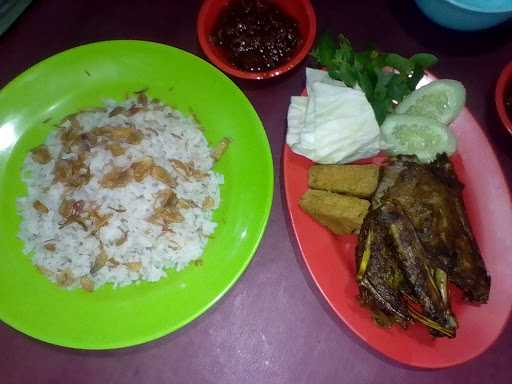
[396, 79, 466, 125]
[381, 114, 456, 163]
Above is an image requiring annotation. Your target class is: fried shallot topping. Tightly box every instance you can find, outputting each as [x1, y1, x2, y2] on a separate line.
[31, 145, 52, 164]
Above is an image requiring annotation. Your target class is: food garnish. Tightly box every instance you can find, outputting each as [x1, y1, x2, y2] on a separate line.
[80, 277, 94, 292]
[131, 157, 153, 182]
[125, 262, 143, 272]
[56, 269, 75, 287]
[211, 138, 231, 161]
[151, 165, 176, 188]
[32, 200, 49, 214]
[31, 145, 52, 164]
[44, 243, 56, 252]
[395, 79, 466, 125]
[311, 33, 438, 124]
[90, 248, 109, 274]
[286, 68, 380, 164]
[381, 114, 456, 163]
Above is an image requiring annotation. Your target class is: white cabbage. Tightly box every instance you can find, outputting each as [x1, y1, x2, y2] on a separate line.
[286, 68, 380, 164]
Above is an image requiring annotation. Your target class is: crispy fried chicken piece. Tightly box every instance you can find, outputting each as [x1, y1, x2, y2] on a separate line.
[379, 201, 458, 337]
[356, 209, 411, 327]
[358, 155, 490, 338]
[377, 156, 490, 303]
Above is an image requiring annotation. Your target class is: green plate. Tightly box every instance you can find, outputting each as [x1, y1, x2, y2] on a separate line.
[0, 41, 273, 349]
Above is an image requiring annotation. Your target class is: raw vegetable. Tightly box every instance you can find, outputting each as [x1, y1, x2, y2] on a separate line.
[395, 79, 466, 125]
[286, 68, 380, 164]
[381, 114, 456, 163]
[311, 33, 438, 124]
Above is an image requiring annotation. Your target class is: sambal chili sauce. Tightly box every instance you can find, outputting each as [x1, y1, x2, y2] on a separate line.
[210, 0, 302, 72]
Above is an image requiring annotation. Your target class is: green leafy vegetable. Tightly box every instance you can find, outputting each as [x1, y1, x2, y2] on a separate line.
[311, 33, 438, 124]
[312, 32, 336, 68]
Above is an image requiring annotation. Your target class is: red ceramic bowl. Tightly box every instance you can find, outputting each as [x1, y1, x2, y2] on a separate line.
[197, 0, 317, 80]
[495, 61, 512, 135]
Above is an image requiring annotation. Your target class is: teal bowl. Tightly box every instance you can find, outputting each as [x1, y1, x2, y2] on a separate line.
[415, 0, 512, 31]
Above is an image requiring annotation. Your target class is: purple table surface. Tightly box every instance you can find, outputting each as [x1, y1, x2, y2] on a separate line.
[1, 1, 512, 383]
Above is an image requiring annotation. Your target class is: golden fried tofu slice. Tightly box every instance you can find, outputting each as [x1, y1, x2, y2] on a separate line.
[299, 189, 370, 235]
[308, 164, 380, 198]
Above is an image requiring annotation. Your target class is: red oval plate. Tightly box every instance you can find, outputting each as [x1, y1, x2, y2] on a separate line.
[283, 75, 512, 368]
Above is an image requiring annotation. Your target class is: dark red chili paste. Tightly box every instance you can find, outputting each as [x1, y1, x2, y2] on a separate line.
[211, 0, 301, 72]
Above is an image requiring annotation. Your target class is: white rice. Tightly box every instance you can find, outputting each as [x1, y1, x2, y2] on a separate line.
[16, 95, 223, 290]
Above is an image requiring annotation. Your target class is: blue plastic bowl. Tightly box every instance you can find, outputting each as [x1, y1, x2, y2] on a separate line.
[415, 0, 512, 31]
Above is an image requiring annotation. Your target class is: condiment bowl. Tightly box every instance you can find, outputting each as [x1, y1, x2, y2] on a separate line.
[415, 0, 512, 31]
[495, 61, 512, 136]
[197, 0, 317, 80]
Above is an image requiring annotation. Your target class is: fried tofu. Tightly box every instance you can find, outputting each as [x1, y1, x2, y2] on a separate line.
[299, 189, 370, 235]
[308, 164, 380, 198]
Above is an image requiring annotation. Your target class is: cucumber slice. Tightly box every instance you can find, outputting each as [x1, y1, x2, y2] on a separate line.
[396, 79, 466, 125]
[381, 114, 456, 163]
